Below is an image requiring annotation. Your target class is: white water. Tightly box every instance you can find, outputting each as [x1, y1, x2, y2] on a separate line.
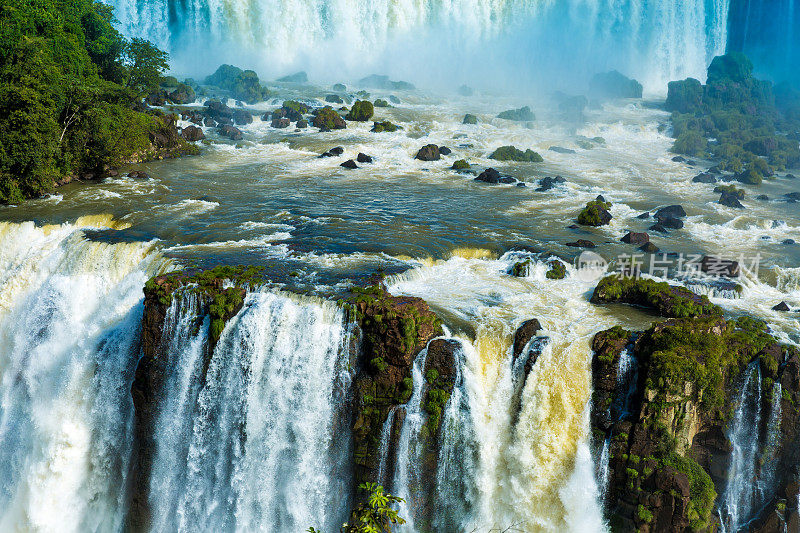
[720, 362, 763, 532]
[385, 252, 614, 532]
[112, 0, 729, 91]
[0, 218, 167, 532]
[147, 290, 354, 532]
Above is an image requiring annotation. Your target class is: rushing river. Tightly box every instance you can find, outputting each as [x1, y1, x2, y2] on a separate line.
[1, 80, 800, 531]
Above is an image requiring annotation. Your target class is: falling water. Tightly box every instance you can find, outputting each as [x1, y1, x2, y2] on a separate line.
[0, 218, 167, 532]
[719, 362, 763, 532]
[111, 0, 730, 91]
[146, 290, 354, 532]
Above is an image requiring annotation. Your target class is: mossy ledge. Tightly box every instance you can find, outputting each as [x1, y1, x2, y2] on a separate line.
[592, 315, 800, 532]
[591, 275, 722, 318]
[339, 285, 444, 491]
[131, 265, 264, 531]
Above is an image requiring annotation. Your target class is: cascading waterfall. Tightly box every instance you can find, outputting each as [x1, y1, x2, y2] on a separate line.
[719, 362, 763, 532]
[0, 218, 167, 532]
[146, 290, 354, 532]
[111, 0, 730, 91]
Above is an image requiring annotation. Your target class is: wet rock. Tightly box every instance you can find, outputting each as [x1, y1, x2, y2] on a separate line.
[320, 146, 344, 158]
[549, 146, 577, 154]
[356, 153, 373, 164]
[672, 156, 687, 162]
[203, 117, 217, 128]
[127, 170, 150, 179]
[783, 239, 796, 245]
[535, 175, 566, 192]
[656, 217, 684, 230]
[271, 117, 290, 128]
[497, 106, 535, 121]
[233, 109, 253, 125]
[655, 205, 686, 220]
[181, 125, 205, 142]
[312, 106, 346, 130]
[719, 192, 744, 208]
[578, 198, 612, 226]
[489, 145, 543, 162]
[340, 159, 358, 169]
[700, 256, 740, 277]
[475, 168, 513, 184]
[512, 319, 542, 363]
[785, 192, 800, 202]
[591, 276, 721, 317]
[415, 144, 441, 161]
[786, 173, 797, 179]
[296, 119, 308, 129]
[566, 239, 596, 248]
[438, 146, 452, 156]
[637, 212, 651, 219]
[218, 124, 243, 140]
[773, 301, 791, 311]
[332, 83, 346, 92]
[373, 98, 390, 108]
[325, 94, 344, 104]
[589, 70, 643, 99]
[640, 242, 660, 253]
[462, 114, 478, 125]
[692, 173, 717, 183]
[345, 100, 374, 121]
[621, 231, 649, 245]
[452, 159, 470, 170]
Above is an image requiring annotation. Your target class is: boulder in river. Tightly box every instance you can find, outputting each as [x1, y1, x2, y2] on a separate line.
[345, 100, 374, 121]
[773, 301, 791, 311]
[415, 144, 441, 161]
[577, 199, 612, 226]
[654, 205, 686, 220]
[489, 145, 543, 162]
[535, 175, 566, 192]
[356, 153, 373, 164]
[463, 114, 478, 125]
[181, 125, 205, 142]
[320, 146, 344, 158]
[589, 70, 643, 99]
[497, 106, 535, 121]
[566, 239, 596, 248]
[312, 106, 346, 130]
[340, 159, 358, 169]
[475, 168, 515, 184]
[621, 231, 649, 245]
[233, 109, 253, 125]
[218, 124, 243, 140]
[439, 146, 452, 156]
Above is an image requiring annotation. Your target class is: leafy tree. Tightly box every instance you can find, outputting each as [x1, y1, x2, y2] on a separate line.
[125, 37, 169, 95]
[308, 483, 406, 533]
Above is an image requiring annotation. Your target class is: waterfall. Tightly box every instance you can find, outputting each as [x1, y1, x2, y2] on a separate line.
[111, 0, 729, 91]
[0, 219, 166, 532]
[719, 362, 763, 532]
[146, 290, 354, 532]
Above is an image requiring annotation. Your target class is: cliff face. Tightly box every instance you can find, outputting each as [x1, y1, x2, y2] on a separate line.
[592, 316, 800, 532]
[343, 286, 445, 489]
[129, 267, 255, 531]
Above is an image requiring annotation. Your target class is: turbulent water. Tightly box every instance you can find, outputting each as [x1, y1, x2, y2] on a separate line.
[111, 0, 729, 91]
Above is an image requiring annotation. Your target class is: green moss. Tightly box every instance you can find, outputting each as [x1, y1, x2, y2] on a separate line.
[452, 159, 470, 170]
[546, 260, 567, 279]
[497, 106, 535, 121]
[663, 452, 716, 530]
[489, 145, 543, 162]
[463, 114, 478, 125]
[592, 276, 722, 319]
[371, 120, 398, 133]
[714, 184, 745, 199]
[373, 98, 390, 108]
[312, 106, 345, 129]
[346, 100, 374, 121]
[577, 199, 612, 226]
[510, 259, 531, 277]
[637, 504, 653, 524]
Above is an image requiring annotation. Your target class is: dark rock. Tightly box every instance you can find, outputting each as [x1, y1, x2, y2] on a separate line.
[340, 159, 358, 169]
[489, 145, 543, 162]
[621, 232, 649, 245]
[649, 223, 669, 233]
[785, 192, 800, 202]
[512, 319, 542, 363]
[127, 170, 150, 179]
[672, 156, 686, 162]
[438, 146, 452, 156]
[181, 125, 205, 142]
[271, 117, 290, 128]
[319, 146, 344, 158]
[536, 175, 566, 192]
[312, 106, 346, 130]
[658, 217, 684, 229]
[218, 124, 243, 140]
[637, 212, 651, 219]
[325, 94, 344, 104]
[700, 256, 740, 277]
[783, 239, 796, 245]
[475, 168, 501, 184]
[356, 153, 373, 164]
[549, 146, 577, 154]
[296, 119, 308, 129]
[640, 242, 660, 253]
[415, 144, 441, 161]
[566, 240, 596, 248]
[463, 114, 478, 125]
[719, 192, 745, 208]
[233, 109, 253, 125]
[655, 205, 686, 220]
[692, 173, 717, 183]
[332, 83, 346, 91]
[203, 117, 217, 128]
[757, 194, 769, 200]
[773, 301, 791, 311]
[389, 95, 401, 104]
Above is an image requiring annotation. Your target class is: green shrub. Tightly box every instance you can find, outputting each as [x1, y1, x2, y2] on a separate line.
[346, 100, 374, 121]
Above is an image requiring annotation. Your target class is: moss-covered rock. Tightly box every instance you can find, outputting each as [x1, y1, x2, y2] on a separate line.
[371, 120, 398, 133]
[462, 113, 478, 125]
[546, 259, 567, 279]
[345, 100, 374, 121]
[577, 198, 612, 226]
[589, 70, 643, 99]
[489, 145, 543, 162]
[312, 106, 346, 130]
[204, 64, 271, 104]
[451, 159, 469, 170]
[341, 285, 443, 487]
[497, 106, 535, 121]
[373, 98, 390, 108]
[591, 275, 722, 318]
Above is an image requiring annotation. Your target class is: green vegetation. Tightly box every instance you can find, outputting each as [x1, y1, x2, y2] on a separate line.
[714, 184, 745, 199]
[312, 106, 346, 129]
[591, 276, 722, 318]
[462, 113, 478, 125]
[204, 64, 270, 103]
[546, 260, 567, 279]
[577, 199, 612, 226]
[451, 159, 469, 170]
[373, 98, 390, 108]
[497, 106, 535, 121]
[666, 53, 800, 183]
[371, 120, 398, 133]
[346, 100, 374, 121]
[509, 259, 531, 277]
[489, 145, 543, 162]
[309, 482, 405, 533]
[0, 0, 197, 203]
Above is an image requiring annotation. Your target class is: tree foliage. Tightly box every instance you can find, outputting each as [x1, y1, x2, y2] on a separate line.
[308, 483, 406, 533]
[0, 0, 175, 203]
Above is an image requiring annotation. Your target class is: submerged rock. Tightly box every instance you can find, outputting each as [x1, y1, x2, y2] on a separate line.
[549, 146, 577, 154]
[566, 239, 596, 248]
[535, 175, 566, 192]
[320, 146, 344, 158]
